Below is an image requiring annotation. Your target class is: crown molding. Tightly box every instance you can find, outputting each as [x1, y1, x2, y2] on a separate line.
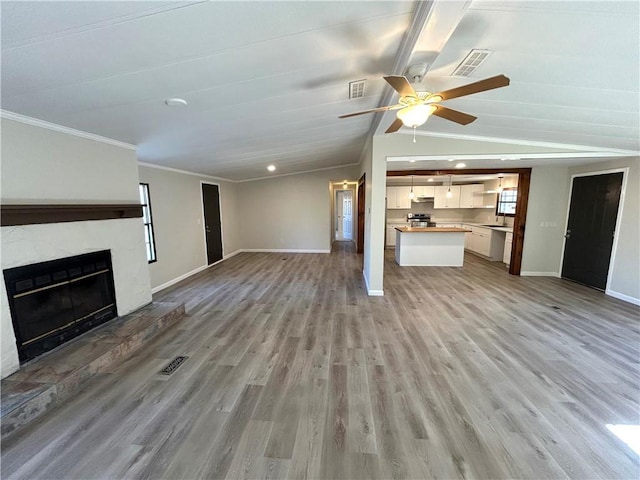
[1, 110, 137, 151]
[238, 162, 360, 183]
[137, 161, 236, 183]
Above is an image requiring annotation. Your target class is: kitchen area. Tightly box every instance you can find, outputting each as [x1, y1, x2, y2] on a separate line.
[386, 174, 517, 267]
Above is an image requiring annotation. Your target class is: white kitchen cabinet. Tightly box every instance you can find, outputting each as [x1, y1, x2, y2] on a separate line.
[386, 223, 410, 247]
[386, 226, 396, 246]
[504, 231, 513, 265]
[413, 185, 435, 198]
[464, 226, 505, 261]
[434, 185, 461, 209]
[459, 184, 485, 208]
[436, 222, 462, 228]
[386, 186, 412, 209]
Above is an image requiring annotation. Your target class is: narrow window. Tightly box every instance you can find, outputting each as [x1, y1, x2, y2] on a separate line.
[496, 188, 517, 217]
[139, 183, 157, 263]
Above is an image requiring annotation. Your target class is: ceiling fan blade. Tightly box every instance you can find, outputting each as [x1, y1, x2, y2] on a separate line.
[383, 75, 417, 98]
[432, 105, 477, 125]
[385, 118, 404, 133]
[433, 74, 510, 101]
[338, 104, 401, 119]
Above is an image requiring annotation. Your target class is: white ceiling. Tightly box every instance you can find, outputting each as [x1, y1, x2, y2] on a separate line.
[2, 1, 638, 182]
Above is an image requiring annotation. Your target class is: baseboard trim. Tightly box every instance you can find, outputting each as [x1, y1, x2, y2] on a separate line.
[520, 271, 561, 277]
[241, 249, 330, 253]
[606, 289, 640, 306]
[363, 269, 384, 296]
[151, 265, 209, 294]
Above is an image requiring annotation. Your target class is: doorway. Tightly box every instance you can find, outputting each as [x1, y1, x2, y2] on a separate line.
[335, 190, 353, 241]
[561, 171, 624, 290]
[201, 182, 223, 265]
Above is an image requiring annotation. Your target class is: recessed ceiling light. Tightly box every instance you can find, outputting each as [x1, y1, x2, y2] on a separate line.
[164, 98, 187, 107]
[500, 157, 508, 161]
[455, 162, 466, 169]
[448, 158, 455, 162]
[409, 159, 416, 163]
[267, 165, 276, 172]
[427, 178, 434, 182]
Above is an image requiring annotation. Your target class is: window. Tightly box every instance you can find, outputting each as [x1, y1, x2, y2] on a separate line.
[139, 183, 157, 263]
[496, 188, 517, 216]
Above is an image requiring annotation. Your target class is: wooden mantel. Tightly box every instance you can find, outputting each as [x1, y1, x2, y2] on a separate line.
[1, 204, 143, 227]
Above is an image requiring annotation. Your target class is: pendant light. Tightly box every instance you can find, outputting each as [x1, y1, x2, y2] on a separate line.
[497, 175, 504, 193]
[409, 175, 415, 199]
[446, 175, 453, 198]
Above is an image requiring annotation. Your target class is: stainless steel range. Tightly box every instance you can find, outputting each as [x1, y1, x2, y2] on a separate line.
[407, 213, 436, 227]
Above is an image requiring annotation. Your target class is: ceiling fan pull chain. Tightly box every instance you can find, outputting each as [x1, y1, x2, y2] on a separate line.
[413, 126, 417, 143]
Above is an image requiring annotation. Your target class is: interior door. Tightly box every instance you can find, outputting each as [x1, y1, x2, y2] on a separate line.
[336, 191, 344, 239]
[561, 172, 623, 290]
[343, 191, 353, 240]
[202, 183, 223, 265]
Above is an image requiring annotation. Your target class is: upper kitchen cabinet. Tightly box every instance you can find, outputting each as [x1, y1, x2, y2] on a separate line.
[386, 186, 412, 209]
[459, 184, 485, 208]
[434, 185, 461, 209]
[413, 185, 436, 198]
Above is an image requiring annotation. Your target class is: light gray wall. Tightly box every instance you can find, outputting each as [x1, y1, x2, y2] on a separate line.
[1, 118, 151, 379]
[1, 118, 139, 202]
[137, 165, 240, 291]
[237, 165, 359, 252]
[568, 157, 639, 302]
[520, 166, 570, 275]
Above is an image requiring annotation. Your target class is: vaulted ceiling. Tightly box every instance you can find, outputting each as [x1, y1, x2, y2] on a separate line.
[2, 1, 638, 181]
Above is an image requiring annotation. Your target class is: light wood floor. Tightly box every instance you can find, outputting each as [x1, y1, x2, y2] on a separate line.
[2, 243, 639, 479]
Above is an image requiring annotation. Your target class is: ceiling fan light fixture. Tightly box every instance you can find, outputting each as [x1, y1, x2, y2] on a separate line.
[396, 104, 437, 128]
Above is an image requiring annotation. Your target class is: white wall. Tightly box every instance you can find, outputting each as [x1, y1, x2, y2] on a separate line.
[520, 166, 570, 276]
[237, 165, 359, 252]
[137, 165, 240, 291]
[568, 157, 640, 303]
[359, 137, 377, 293]
[0, 118, 151, 379]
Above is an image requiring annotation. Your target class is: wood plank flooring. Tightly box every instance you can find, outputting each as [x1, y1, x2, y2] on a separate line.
[2, 243, 639, 479]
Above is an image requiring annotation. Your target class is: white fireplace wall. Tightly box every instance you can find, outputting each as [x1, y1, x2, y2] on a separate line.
[1, 116, 152, 379]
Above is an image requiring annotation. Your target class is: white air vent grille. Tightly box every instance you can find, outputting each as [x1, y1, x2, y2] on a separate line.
[452, 49, 492, 77]
[349, 79, 366, 99]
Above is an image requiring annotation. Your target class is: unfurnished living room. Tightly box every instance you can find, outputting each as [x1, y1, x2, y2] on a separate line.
[1, 1, 638, 479]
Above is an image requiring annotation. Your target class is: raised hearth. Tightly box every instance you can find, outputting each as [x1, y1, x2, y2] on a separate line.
[1, 301, 185, 439]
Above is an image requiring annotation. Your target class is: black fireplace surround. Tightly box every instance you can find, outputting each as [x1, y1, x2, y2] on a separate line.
[4, 250, 117, 363]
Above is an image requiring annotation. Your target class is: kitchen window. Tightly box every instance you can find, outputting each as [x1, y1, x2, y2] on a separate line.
[139, 183, 157, 263]
[496, 188, 517, 216]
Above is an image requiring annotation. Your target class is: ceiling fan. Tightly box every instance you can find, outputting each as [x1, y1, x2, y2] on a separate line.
[339, 74, 510, 134]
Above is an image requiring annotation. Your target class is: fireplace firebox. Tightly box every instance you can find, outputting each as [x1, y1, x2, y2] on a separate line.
[4, 250, 117, 363]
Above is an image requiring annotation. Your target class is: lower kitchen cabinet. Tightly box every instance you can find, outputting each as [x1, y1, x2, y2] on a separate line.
[504, 232, 513, 265]
[463, 225, 505, 261]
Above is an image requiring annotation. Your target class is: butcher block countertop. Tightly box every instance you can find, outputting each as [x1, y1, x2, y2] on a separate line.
[394, 227, 471, 233]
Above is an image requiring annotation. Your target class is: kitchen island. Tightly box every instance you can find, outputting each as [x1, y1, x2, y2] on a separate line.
[394, 226, 471, 266]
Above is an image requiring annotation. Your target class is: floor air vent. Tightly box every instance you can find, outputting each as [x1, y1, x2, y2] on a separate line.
[160, 356, 188, 375]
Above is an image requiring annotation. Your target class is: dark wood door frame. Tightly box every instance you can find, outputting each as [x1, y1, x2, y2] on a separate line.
[357, 173, 366, 254]
[387, 168, 531, 275]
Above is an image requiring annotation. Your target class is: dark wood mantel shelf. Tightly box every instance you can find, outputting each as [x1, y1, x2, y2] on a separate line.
[1, 204, 143, 227]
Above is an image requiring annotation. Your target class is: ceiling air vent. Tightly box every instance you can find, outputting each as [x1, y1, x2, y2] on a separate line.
[349, 79, 366, 99]
[451, 49, 492, 77]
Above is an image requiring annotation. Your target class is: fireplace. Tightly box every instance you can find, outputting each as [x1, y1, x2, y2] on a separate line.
[3, 250, 117, 363]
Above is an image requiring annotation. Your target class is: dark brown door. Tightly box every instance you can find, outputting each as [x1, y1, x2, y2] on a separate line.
[561, 172, 623, 290]
[357, 174, 365, 254]
[202, 183, 223, 265]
